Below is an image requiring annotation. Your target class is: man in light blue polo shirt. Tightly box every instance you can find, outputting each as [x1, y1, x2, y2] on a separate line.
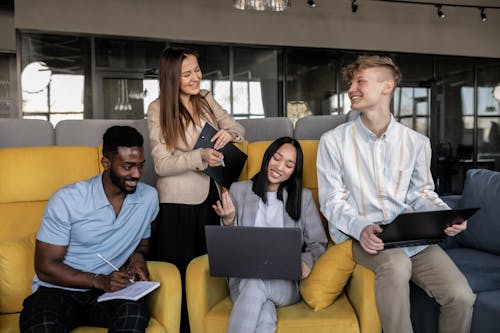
[20, 125, 159, 333]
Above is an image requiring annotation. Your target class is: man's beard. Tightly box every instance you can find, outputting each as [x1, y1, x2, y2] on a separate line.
[109, 168, 138, 194]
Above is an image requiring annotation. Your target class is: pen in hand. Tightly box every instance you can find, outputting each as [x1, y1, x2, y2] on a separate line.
[217, 151, 225, 167]
[97, 253, 134, 284]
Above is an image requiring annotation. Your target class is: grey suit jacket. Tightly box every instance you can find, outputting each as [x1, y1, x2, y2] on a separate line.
[228, 180, 327, 269]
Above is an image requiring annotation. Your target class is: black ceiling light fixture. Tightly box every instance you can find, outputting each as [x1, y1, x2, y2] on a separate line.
[307, 0, 316, 8]
[480, 7, 487, 22]
[351, 0, 359, 13]
[436, 4, 445, 19]
[363, 1, 500, 21]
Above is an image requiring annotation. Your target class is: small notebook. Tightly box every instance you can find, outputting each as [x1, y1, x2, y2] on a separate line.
[97, 281, 160, 302]
[194, 123, 247, 188]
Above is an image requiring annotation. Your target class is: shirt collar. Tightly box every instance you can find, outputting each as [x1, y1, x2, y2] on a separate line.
[355, 113, 396, 141]
[92, 173, 143, 210]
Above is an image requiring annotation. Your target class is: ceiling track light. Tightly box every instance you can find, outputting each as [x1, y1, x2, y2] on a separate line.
[307, 0, 316, 8]
[351, 0, 359, 13]
[480, 7, 487, 22]
[436, 5, 445, 19]
[365, 1, 500, 22]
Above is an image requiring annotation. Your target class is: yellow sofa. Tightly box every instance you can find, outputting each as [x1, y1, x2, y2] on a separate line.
[0, 146, 181, 333]
[186, 140, 381, 333]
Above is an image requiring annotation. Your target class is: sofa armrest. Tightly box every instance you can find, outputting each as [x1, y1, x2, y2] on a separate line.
[345, 264, 381, 333]
[186, 254, 229, 333]
[441, 195, 462, 209]
[147, 261, 181, 333]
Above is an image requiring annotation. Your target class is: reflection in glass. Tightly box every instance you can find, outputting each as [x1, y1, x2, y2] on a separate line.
[143, 79, 159, 116]
[435, 57, 474, 194]
[286, 49, 337, 119]
[23, 74, 84, 126]
[233, 47, 279, 118]
[214, 80, 231, 112]
[287, 101, 312, 125]
[103, 78, 144, 119]
[393, 87, 430, 136]
[20, 33, 91, 124]
[21, 62, 52, 94]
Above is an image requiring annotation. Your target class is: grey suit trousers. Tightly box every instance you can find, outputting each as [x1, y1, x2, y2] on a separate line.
[353, 243, 475, 333]
[227, 278, 300, 333]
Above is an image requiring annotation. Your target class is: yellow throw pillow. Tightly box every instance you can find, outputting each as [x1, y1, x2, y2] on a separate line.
[300, 240, 355, 311]
[0, 233, 36, 314]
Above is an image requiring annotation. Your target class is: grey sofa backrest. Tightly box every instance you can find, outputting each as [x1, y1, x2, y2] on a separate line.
[456, 168, 500, 256]
[55, 119, 155, 186]
[237, 117, 293, 142]
[0, 119, 55, 147]
[294, 115, 347, 140]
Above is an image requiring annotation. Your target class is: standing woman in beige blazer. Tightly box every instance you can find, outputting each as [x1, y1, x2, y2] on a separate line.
[147, 47, 245, 331]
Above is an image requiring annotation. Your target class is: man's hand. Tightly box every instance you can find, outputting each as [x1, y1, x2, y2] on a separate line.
[444, 220, 467, 237]
[127, 252, 148, 282]
[359, 224, 384, 254]
[94, 271, 131, 292]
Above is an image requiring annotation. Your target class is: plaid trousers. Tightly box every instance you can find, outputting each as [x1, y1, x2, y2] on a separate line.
[20, 286, 150, 333]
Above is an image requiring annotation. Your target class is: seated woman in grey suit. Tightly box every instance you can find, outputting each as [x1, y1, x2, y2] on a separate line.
[212, 136, 327, 333]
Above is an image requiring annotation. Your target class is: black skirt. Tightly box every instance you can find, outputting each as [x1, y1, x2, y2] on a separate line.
[150, 178, 220, 274]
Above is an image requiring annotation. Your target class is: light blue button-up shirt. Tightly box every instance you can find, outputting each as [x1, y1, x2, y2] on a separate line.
[317, 115, 449, 256]
[33, 173, 159, 291]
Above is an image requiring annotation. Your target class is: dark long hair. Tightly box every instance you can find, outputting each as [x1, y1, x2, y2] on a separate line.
[157, 47, 211, 148]
[251, 137, 304, 221]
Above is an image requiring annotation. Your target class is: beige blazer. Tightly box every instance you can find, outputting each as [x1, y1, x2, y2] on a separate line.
[147, 90, 245, 204]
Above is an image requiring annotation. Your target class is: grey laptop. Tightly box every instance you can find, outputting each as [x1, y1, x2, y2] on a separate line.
[379, 207, 480, 249]
[205, 225, 302, 280]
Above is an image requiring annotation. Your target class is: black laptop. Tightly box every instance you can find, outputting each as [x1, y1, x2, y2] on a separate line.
[204, 225, 302, 280]
[379, 207, 480, 249]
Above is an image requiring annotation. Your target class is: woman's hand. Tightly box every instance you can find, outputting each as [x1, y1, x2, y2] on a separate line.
[211, 129, 235, 150]
[201, 148, 224, 167]
[301, 261, 311, 279]
[212, 191, 235, 225]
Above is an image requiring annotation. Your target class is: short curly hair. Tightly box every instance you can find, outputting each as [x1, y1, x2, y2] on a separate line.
[343, 55, 401, 87]
[102, 125, 143, 158]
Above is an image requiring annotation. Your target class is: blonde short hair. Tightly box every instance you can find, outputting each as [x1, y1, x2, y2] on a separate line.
[343, 55, 401, 87]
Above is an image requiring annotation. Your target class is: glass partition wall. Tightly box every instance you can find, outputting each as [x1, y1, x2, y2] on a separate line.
[17, 32, 500, 194]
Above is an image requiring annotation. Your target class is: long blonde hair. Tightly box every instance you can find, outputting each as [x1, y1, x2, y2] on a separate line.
[158, 47, 213, 148]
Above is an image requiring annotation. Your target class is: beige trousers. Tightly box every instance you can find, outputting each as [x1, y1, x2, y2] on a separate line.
[353, 243, 475, 333]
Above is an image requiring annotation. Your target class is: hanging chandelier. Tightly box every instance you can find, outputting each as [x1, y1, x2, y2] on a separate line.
[233, 0, 291, 11]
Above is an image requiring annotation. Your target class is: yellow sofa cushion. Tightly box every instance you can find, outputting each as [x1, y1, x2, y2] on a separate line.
[300, 240, 356, 312]
[205, 294, 359, 333]
[0, 233, 36, 314]
[246, 141, 271, 179]
[0, 201, 47, 243]
[0, 146, 100, 203]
